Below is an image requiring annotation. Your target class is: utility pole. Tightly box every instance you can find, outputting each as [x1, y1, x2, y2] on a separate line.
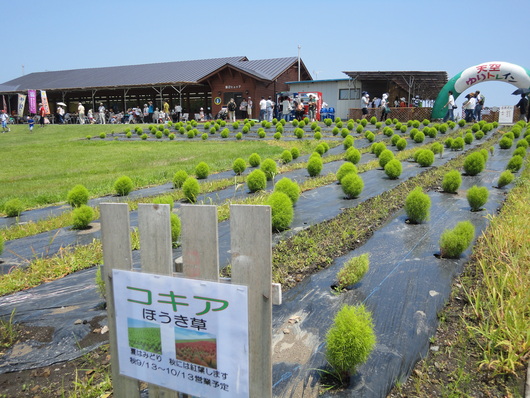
[297, 45, 301, 81]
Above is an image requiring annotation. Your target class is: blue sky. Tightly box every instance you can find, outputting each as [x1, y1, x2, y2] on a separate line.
[2, 0, 528, 107]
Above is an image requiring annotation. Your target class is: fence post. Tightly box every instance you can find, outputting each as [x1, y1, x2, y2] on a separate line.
[230, 204, 273, 398]
[138, 203, 179, 398]
[100, 203, 140, 398]
[180, 204, 219, 281]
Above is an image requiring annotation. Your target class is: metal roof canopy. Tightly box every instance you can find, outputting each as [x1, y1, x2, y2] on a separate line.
[343, 71, 448, 100]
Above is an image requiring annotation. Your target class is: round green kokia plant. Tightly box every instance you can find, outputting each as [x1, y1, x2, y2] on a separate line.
[506, 155, 523, 173]
[336, 162, 358, 183]
[266, 191, 293, 231]
[378, 149, 394, 168]
[248, 153, 261, 167]
[335, 253, 370, 291]
[441, 170, 462, 193]
[499, 136, 513, 149]
[232, 158, 247, 175]
[246, 169, 267, 192]
[182, 177, 200, 203]
[72, 205, 94, 230]
[439, 221, 475, 258]
[307, 156, 323, 177]
[467, 185, 489, 211]
[67, 184, 90, 208]
[341, 173, 364, 199]
[195, 162, 210, 179]
[496, 170, 514, 188]
[405, 187, 430, 224]
[260, 159, 277, 181]
[416, 149, 435, 167]
[396, 138, 407, 151]
[345, 146, 361, 164]
[114, 176, 134, 196]
[463, 152, 485, 176]
[3, 198, 24, 217]
[343, 135, 354, 149]
[274, 177, 300, 205]
[173, 170, 188, 189]
[291, 147, 300, 159]
[325, 304, 376, 378]
[280, 150, 293, 164]
[372, 142, 386, 157]
[384, 159, 402, 179]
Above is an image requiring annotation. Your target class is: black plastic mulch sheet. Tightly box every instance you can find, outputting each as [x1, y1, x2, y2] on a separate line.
[0, 129, 508, 379]
[0, 267, 106, 373]
[271, 146, 516, 397]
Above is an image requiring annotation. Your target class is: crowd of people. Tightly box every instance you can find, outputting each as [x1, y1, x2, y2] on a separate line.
[443, 90, 486, 123]
[72, 101, 186, 125]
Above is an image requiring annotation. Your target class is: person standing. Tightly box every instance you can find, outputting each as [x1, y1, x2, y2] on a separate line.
[474, 90, 484, 122]
[443, 90, 456, 122]
[78, 102, 85, 124]
[175, 104, 182, 122]
[281, 96, 291, 121]
[143, 104, 149, 123]
[148, 101, 154, 123]
[38, 103, 47, 127]
[98, 103, 106, 124]
[163, 100, 170, 118]
[379, 93, 389, 121]
[247, 97, 253, 119]
[361, 92, 369, 119]
[308, 95, 317, 122]
[27, 115, 35, 131]
[0, 110, 9, 132]
[57, 106, 65, 124]
[463, 94, 476, 123]
[516, 94, 528, 122]
[227, 98, 237, 122]
[259, 96, 266, 121]
[239, 97, 248, 120]
[265, 96, 274, 122]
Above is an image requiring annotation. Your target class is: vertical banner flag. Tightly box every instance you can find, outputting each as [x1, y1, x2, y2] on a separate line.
[40, 90, 50, 115]
[2, 96, 6, 113]
[17, 94, 27, 117]
[28, 90, 37, 114]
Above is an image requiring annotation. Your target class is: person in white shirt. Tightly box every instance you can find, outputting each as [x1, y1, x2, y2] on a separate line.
[98, 103, 106, 124]
[380, 93, 389, 121]
[443, 90, 455, 122]
[259, 97, 267, 121]
[246, 97, 253, 119]
[361, 92, 369, 119]
[143, 104, 149, 123]
[474, 90, 484, 122]
[463, 94, 476, 123]
[78, 102, 85, 124]
[265, 96, 274, 122]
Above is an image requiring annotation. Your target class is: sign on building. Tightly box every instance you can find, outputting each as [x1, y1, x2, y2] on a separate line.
[112, 269, 249, 397]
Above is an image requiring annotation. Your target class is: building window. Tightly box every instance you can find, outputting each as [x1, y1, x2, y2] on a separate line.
[339, 88, 361, 100]
[350, 88, 360, 100]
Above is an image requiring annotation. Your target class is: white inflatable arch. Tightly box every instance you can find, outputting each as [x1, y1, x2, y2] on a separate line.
[432, 61, 530, 119]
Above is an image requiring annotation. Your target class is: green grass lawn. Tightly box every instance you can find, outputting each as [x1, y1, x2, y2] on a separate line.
[0, 123, 290, 211]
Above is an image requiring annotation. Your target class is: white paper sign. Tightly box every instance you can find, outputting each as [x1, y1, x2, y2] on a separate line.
[112, 270, 249, 397]
[499, 106, 514, 124]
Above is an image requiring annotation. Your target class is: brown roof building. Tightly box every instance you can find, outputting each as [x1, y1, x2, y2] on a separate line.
[0, 56, 312, 118]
